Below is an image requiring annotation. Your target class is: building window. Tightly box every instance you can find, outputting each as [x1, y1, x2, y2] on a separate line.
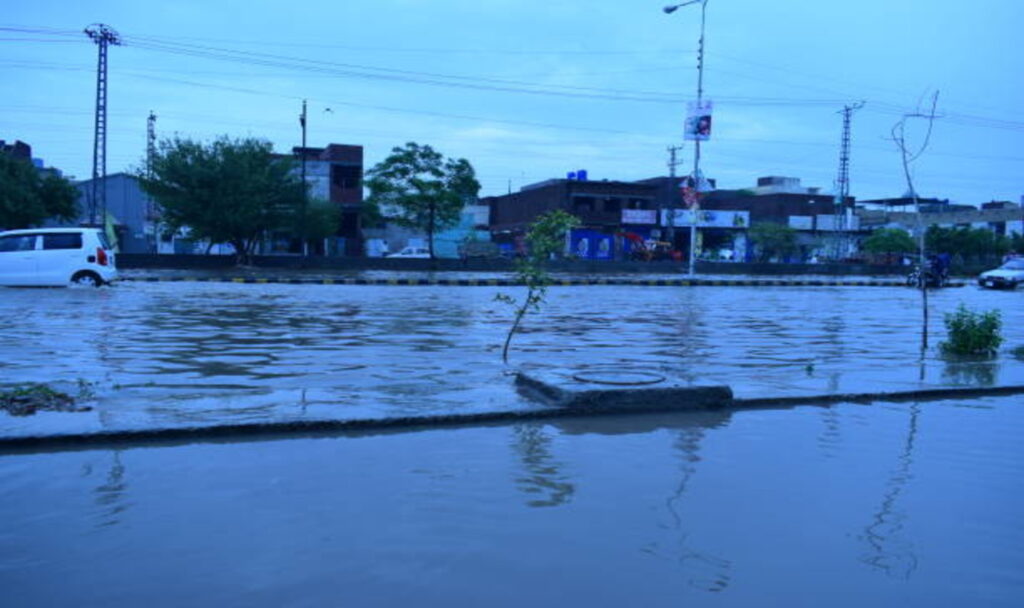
[332, 165, 361, 190]
[604, 198, 621, 213]
[572, 197, 595, 213]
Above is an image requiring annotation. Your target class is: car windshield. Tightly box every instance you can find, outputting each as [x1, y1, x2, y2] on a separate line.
[1002, 259, 1024, 270]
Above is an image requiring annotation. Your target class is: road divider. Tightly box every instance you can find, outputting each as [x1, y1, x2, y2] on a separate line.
[124, 276, 967, 288]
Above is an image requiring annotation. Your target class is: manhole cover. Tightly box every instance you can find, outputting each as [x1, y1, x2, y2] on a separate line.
[571, 371, 666, 386]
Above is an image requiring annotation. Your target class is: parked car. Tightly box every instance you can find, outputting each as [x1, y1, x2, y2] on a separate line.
[0, 228, 117, 287]
[386, 246, 431, 259]
[977, 258, 1024, 290]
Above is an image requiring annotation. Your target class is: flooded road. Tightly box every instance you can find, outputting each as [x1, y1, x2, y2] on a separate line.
[1, 396, 1022, 606]
[0, 280, 1021, 435]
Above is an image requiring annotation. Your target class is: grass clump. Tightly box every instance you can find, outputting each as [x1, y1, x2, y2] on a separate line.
[1, 384, 91, 417]
[938, 304, 1003, 358]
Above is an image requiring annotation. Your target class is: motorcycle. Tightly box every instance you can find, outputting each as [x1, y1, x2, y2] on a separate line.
[906, 263, 948, 288]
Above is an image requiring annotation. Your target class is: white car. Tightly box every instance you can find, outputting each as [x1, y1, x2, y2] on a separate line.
[977, 258, 1024, 290]
[0, 228, 118, 287]
[386, 246, 431, 259]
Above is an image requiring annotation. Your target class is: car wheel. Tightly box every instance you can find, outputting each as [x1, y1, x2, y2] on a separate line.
[71, 271, 102, 287]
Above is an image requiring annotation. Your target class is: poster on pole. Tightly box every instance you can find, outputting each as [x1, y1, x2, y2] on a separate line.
[684, 100, 713, 141]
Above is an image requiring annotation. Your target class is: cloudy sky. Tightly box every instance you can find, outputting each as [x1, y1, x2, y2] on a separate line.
[3, 0, 1022, 205]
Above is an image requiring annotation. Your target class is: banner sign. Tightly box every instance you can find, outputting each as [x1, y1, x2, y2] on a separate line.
[813, 215, 861, 231]
[621, 209, 657, 225]
[684, 100, 713, 141]
[661, 209, 749, 228]
[788, 216, 814, 230]
[569, 229, 613, 260]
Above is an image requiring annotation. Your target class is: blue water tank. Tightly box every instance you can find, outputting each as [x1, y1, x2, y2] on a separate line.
[577, 169, 588, 181]
[566, 171, 577, 180]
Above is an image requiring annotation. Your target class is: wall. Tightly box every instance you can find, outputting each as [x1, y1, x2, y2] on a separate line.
[118, 254, 938, 276]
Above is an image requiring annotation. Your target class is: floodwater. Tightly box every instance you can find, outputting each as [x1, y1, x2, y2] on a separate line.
[0, 280, 1022, 435]
[1, 396, 1022, 606]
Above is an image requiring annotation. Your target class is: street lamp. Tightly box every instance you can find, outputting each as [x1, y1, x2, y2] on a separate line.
[664, 0, 708, 276]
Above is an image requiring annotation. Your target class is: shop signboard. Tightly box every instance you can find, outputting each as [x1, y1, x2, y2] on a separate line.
[621, 209, 657, 225]
[660, 209, 749, 228]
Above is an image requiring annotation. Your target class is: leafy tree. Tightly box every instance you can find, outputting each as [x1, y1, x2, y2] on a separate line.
[0, 152, 78, 229]
[496, 210, 580, 364]
[1010, 232, 1024, 254]
[290, 197, 341, 245]
[748, 222, 798, 262]
[365, 142, 480, 258]
[862, 227, 917, 256]
[926, 225, 1011, 262]
[140, 136, 304, 264]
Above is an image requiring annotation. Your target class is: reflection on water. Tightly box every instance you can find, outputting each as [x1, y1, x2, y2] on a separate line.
[941, 360, 999, 386]
[511, 424, 574, 508]
[858, 404, 921, 579]
[1, 398, 1023, 606]
[92, 451, 129, 529]
[644, 427, 733, 593]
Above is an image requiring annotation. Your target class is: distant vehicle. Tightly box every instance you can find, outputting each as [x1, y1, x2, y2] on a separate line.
[386, 246, 431, 259]
[977, 258, 1024, 290]
[0, 228, 117, 287]
[906, 264, 948, 289]
[620, 232, 674, 262]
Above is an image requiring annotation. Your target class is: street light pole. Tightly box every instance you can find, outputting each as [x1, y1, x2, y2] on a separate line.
[299, 99, 308, 257]
[664, 0, 708, 276]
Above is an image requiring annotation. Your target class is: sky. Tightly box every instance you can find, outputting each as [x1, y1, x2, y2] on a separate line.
[2, 0, 1023, 206]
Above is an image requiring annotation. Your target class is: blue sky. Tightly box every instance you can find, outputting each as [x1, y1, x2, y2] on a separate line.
[2, 0, 1022, 205]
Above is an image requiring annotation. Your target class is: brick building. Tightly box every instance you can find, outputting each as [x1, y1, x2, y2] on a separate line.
[291, 144, 363, 256]
[484, 177, 659, 258]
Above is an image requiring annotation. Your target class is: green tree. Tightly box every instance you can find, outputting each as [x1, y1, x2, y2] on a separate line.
[748, 222, 798, 262]
[365, 142, 480, 259]
[290, 197, 341, 246]
[862, 227, 917, 256]
[496, 210, 580, 364]
[1010, 232, 1023, 254]
[926, 225, 1011, 263]
[140, 136, 304, 264]
[0, 152, 78, 229]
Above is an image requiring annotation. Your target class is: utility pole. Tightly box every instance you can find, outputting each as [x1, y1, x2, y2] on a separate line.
[299, 99, 308, 256]
[146, 111, 157, 247]
[665, 144, 683, 243]
[664, 0, 709, 276]
[146, 111, 157, 179]
[833, 101, 864, 260]
[85, 23, 121, 227]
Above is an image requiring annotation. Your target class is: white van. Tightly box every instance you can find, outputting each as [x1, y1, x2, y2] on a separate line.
[0, 228, 118, 287]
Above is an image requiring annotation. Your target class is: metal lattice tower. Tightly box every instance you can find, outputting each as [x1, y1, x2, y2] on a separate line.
[85, 24, 122, 226]
[833, 101, 864, 258]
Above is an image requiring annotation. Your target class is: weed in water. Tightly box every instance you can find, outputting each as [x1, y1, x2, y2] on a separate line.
[938, 304, 1003, 358]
